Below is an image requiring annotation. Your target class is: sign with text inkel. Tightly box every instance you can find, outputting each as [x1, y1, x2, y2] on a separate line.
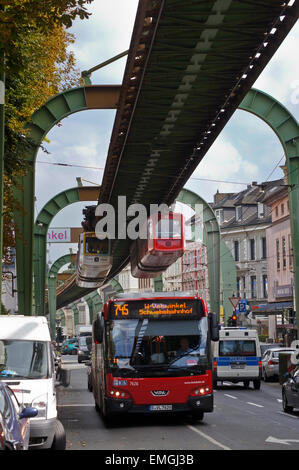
[47, 228, 71, 243]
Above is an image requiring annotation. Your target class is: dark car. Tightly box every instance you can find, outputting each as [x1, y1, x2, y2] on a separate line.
[78, 335, 92, 363]
[0, 382, 38, 450]
[282, 365, 299, 413]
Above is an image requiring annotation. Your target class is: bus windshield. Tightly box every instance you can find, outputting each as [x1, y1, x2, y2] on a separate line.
[107, 318, 209, 377]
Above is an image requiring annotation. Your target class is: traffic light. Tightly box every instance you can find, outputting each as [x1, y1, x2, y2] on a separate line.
[231, 314, 237, 326]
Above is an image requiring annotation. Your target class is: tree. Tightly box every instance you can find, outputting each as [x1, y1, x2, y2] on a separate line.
[1, 0, 94, 261]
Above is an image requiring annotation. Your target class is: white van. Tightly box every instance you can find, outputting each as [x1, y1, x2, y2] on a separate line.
[213, 327, 262, 390]
[0, 315, 69, 449]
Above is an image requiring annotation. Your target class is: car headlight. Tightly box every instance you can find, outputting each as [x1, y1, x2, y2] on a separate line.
[31, 394, 47, 419]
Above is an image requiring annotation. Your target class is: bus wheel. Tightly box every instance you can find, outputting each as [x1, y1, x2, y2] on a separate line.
[253, 380, 261, 390]
[243, 380, 250, 388]
[192, 411, 204, 421]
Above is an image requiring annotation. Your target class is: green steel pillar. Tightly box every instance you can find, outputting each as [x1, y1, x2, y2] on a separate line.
[177, 188, 221, 317]
[153, 275, 163, 292]
[0, 49, 4, 314]
[47, 254, 75, 338]
[70, 302, 79, 328]
[239, 89, 299, 333]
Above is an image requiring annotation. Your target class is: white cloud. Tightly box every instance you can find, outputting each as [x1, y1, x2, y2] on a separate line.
[195, 137, 258, 181]
[254, 23, 299, 112]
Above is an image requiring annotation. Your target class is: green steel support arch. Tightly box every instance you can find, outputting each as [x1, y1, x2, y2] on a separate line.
[47, 254, 76, 338]
[84, 290, 103, 323]
[84, 278, 124, 323]
[14, 85, 120, 315]
[35, 187, 80, 316]
[239, 89, 299, 331]
[34, 185, 100, 316]
[177, 188, 237, 322]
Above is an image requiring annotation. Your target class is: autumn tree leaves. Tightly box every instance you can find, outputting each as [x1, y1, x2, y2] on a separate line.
[0, 0, 94, 262]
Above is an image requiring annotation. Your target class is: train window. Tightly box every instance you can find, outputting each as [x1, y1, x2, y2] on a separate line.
[156, 217, 181, 239]
[85, 237, 109, 255]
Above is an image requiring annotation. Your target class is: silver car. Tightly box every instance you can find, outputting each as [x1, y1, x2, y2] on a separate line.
[262, 348, 297, 381]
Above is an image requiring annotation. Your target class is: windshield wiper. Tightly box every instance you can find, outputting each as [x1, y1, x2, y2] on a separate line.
[168, 346, 201, 366]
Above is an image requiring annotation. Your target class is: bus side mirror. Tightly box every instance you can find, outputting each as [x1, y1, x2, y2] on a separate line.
[93, 314, 104, 344]
[208, 312, 219, 342]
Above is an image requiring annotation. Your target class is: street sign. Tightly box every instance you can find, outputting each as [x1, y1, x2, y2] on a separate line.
[229, 297, 241, 309]
[238, 300, 247, 312]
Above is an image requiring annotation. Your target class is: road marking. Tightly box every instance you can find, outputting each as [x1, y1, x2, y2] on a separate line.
[246, 402, 264, 408]
[277, 399, 282, 403]
[187, 425, 231, 450]
[224, 394, 237, 399]
[266, 436, 299, 446]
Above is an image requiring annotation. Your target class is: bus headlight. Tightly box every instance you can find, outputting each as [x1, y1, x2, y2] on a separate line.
[109, 389, 131, 399]
[190, 387, 210, 397]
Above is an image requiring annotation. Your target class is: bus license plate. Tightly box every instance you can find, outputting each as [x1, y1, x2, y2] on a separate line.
[231, 364, 245, 369]
[149, 405, 172, 411]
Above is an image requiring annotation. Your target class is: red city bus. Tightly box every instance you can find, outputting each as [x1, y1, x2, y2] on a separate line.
[91, 292, 219, 425]
[130, 212, 185, 278]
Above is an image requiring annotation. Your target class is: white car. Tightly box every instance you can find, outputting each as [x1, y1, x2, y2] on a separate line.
[262, 347, 297, 381]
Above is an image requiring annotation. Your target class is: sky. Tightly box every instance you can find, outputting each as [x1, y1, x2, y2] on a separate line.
[33, 1, 299, 266]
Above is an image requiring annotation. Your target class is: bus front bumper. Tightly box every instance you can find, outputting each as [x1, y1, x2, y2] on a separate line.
[105, 394, 214, 415]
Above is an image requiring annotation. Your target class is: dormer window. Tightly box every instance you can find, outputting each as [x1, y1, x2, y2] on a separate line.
[215, 209, 224, 224]
[236, 206, 242, 221]
[258, 202, 264, 218]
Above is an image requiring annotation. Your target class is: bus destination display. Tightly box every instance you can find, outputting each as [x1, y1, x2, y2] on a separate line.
[110, 299, 203, 318]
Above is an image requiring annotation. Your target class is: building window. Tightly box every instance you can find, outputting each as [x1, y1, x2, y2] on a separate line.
[262, 275, 268, 298]
[281, 203, 284, 216]
[236, 206, 242, 221]
[288, 234, 293, 269]
[215, 209, 224, 225]
[261, 237, 267, 259]
[276, 239, 280, 270]
[251, 276, 257, 298]
[282, 236, 286, 269]
[242, 277, 246, 298]
[257, 202, 264, 218]
[250, 239, 255, 260]
[234, 240, 239, 262]
[275, 206, 279, 217]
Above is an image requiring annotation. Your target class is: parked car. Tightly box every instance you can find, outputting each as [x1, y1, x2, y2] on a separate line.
[0, 382, 38, 450]
[78, 335, 92, 363]
[262, 347, 297, 381]
[61, 338, 78, 355]
[282, 365, 299, 413]
[260, 343, 284, 356]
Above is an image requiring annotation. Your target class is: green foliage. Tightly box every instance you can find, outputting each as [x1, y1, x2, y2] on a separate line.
[1, 0, 94, 261]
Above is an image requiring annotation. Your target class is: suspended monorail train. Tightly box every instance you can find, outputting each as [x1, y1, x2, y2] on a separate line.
[76, 232, 113, 288]
[130, 211, 185, 278]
